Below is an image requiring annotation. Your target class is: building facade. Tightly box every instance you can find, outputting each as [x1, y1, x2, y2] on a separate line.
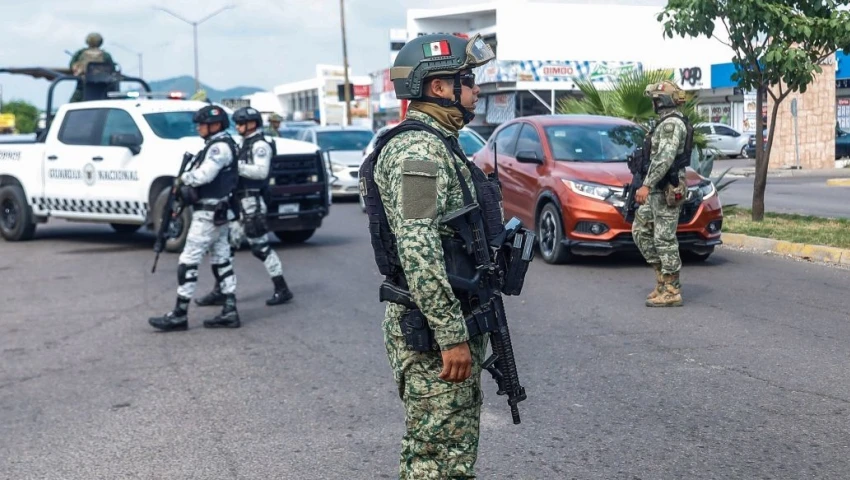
[273, 65, 372, 127]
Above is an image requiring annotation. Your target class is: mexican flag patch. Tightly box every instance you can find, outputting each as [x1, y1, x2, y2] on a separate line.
[423, 40, 451, 57]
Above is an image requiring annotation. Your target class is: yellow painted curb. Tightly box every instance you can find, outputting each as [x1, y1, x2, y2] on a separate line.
[826, 178, 850, 186]
[721, 233, 850, 264]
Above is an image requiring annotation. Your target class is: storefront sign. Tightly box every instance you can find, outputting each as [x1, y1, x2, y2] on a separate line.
[474, 59, 642, 87]
[837, 98, 850, 129]
[674, 65, 711, 90]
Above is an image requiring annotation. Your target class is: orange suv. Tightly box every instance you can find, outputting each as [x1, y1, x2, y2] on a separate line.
[472, 114, 723, 264]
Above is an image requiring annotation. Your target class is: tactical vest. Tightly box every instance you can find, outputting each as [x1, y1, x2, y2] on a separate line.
[72, 48, 105, 76]
[195, 135, 239, 201]
[646, 111, 694, 188]
[359, 119, 505, 289]
[237, 133, 277, 192]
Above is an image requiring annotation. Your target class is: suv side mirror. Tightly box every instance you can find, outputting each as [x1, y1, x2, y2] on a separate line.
[516, 150, 542, 164]
[110, 133, 142, 155]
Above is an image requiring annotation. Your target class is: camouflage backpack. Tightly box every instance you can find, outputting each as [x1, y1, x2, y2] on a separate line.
[72, 48, 105, 77]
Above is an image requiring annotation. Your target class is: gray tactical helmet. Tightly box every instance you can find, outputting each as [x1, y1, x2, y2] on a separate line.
[391, 33, 495, 99]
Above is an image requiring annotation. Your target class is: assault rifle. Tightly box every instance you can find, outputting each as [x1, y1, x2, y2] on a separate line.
[151, 151, 195, 273]
[621, 146, 648, 223]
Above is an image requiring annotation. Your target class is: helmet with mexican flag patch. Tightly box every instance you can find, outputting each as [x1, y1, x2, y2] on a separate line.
[390, 33, 495, 99]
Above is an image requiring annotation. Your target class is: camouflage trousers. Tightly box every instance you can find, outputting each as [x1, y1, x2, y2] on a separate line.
[228, 195, 283, 277]
[383, 303, 488, 479]
[178, 210, 236, 298]
[632, 192, 682, 274]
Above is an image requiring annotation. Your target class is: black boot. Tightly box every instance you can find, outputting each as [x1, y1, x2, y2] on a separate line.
[203, 294, 240, 328]
[149, 296, 190, 331]
[266, 275, 294, 306]
[195, 283, 226, 307]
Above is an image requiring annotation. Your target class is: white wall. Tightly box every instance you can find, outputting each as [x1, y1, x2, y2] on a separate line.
[496, 3, 732, 67]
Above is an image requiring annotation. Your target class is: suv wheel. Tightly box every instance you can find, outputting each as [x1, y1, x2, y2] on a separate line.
[537, 203, 574, 264]
[152, 187, 192, 253]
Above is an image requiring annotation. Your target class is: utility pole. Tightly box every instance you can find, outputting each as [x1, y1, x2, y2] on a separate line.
[154, 5, 235, 93]
[340, 0, 352, 126]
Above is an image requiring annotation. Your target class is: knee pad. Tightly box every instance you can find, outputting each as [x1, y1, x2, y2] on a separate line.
[212, 261, 234, 282]
[177, 264, 199, 286]
[251, 242, 271, 261]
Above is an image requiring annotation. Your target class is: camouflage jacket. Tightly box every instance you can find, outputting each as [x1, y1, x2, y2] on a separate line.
[69, 48, 114, 68]
[374, 109, 475, 349]
[643, 111, 687, 191]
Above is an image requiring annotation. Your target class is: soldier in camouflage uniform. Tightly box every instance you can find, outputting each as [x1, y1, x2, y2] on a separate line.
[374, 33, 496, 479]
[632, 81, 691, 307]
[264, 113, 282, 137]
[68, 33, 115, 103]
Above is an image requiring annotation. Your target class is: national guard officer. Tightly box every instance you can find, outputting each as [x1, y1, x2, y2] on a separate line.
[195, 106, 294, 308]
[363, 33, 497, 479]
[148, 105, 241, 331]
[633, 80, 693, 307]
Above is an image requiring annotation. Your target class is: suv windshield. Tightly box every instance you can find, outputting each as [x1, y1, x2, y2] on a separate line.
[544, 124, 645, 162]
[316, 130, 374, 151]
[143, 111, 238, 139]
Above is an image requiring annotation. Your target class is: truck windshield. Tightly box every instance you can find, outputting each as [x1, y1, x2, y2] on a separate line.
[143, 111, 238, 139]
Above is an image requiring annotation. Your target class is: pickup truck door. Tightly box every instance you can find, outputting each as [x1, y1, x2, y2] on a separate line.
[85, 108, 147, 221]
[42, 108, 105, 218]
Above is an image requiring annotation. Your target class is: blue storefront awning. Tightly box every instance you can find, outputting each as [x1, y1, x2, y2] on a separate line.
[711, 62, 738, 89]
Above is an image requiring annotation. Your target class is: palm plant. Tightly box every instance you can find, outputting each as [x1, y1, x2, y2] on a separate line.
[557, 68, 735, 193]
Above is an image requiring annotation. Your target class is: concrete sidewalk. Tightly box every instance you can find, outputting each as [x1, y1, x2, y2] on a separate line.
[715, 166, 850, 179]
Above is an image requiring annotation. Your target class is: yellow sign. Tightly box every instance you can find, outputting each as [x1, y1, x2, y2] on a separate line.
[0, 113, 15, 130]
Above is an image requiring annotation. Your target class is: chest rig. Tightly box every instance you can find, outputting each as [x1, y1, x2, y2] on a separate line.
[237, 133, 277, 193]
[646, 111, 695, 188]
[358, 119, 505, 296]
[193, 134, 240, 201]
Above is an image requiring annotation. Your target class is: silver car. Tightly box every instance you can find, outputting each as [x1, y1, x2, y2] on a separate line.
[297, 126, 375, 198]
[695, 122, 751, 158]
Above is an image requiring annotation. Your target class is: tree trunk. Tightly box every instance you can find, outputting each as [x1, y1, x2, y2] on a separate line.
[751, 86, 782, 222]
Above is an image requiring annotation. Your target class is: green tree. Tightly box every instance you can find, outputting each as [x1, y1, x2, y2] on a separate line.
[658, 1, 850, 221]
[0, 99, 39, 134]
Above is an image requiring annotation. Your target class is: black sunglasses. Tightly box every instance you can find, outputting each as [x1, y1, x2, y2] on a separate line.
[458, 73, 476, 88]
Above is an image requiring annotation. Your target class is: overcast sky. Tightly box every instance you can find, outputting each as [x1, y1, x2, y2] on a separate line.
[0, 0, 673, 110]
[0, 0, 471, 109]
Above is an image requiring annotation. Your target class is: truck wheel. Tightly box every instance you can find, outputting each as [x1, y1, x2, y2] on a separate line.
[152, 188, 192, 253]
[537, 202, 574, 264]
[0, 185, 37, 241]
[110, 223, 141, 234]
[274, 229, 315, 244]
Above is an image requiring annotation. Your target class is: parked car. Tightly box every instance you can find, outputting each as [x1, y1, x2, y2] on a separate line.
[297, 126, 375, 198]
[278, 121, 318, 140]
[696, 122, 750, 158]
[472, 114, 724, 264]
[836, 126, 850, 159]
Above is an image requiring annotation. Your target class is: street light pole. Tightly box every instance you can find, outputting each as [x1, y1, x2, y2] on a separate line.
[154, 5, 235, 93]
[111, 42, 143, 77]
[340, 0, 352, 126]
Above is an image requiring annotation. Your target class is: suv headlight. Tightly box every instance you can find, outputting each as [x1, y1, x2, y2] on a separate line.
[692, 180, 716, 201]
[331, 161, 347, 173]
[562, 179, 625, 207]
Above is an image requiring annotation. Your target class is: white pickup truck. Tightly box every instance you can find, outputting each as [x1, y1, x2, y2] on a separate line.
[0, 98, 332, 251]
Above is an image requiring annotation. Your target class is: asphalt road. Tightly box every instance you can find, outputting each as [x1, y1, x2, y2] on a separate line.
[709, 158, 850, 218]
[2, 202, 850, 479]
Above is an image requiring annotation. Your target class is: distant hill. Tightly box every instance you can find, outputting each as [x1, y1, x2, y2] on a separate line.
[147, 75, 264, 101]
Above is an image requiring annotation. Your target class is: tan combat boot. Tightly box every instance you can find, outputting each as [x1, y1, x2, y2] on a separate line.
[647, 263, 664, 300]
[645, 272, 683, 307]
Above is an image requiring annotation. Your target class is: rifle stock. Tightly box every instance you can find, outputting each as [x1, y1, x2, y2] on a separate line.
[151, 152, 194, 273]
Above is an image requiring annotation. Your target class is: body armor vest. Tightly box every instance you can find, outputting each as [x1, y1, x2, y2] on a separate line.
[646, 111, 694, 188]
[195, 135, 239, 200]
[358, 119, 505, 289]
[237, 133, 277, 193]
